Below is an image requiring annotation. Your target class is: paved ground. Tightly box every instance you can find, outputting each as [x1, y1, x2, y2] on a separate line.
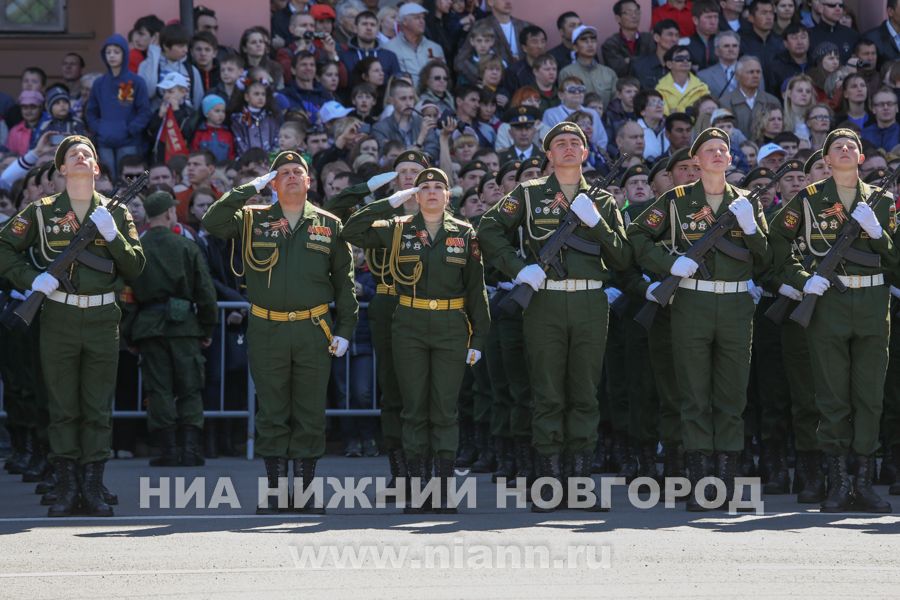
[2, 457, 899, 599]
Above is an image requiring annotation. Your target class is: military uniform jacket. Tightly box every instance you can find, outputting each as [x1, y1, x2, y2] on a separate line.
[201, 183, 358, 340]
[477, 173, 632, 282]
[769, 177, 899, 292]
[341, 198, 491, 351]
[0, 191, 145, 294]
[125, 226, 219, 342]
[612, 201, 656, 298]
[628, 181, 769, 282]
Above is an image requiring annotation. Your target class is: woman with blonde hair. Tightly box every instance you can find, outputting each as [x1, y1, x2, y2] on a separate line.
[804, 103, 833, 150]
[783, 74, 815, 140]
[751, 104, 784, 145]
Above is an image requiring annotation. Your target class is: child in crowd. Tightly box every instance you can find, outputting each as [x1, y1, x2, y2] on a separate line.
[128, 15, 164, 73]
[454, 21, 503, 86]
[147, 72, 199, 163]
[228, 79, 282, 154]
[7, 91, 43, 156]
[209, 51, 244, 109]
[277, 120, 307, 152]
[191, 31, 220, 93]
[191, 94, 235, 161]
[138, 23, 205, 110]
[33, 86, 86, 146]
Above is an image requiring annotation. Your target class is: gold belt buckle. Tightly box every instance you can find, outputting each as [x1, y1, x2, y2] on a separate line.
[714, 281, 726, 294]
[288, 311, 297, 321]
[428, 299, 438, 310]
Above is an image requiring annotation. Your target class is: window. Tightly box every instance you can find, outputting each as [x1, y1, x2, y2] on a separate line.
[0, 0, 65, 33]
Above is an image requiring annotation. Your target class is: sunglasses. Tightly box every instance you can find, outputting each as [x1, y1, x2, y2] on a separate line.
[670, 55, 691, 63]
[565, 85, 586, 94]
[821, 1, 843, 7]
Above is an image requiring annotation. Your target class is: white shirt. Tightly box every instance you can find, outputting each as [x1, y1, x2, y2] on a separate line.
[741, 87, 758, 110]
[499, 20, 518, 58]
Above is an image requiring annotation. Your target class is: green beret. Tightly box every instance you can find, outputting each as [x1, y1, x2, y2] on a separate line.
[414, 167, 449, 188]
[516, 156, 543, 180]
[507, 106, 540, 126]
[459, 160, 487, 178]
[542, 121, 588, 152]
[269, 150, 308, 172]
[477, 171, 497, 195]
[143, 190, 178, 218]
[54, 134, 97, 170]
[495, 160, 522, 184]
[648, 157, 669, 182]
[864, 168, 890, 184]
[803, 149, 823, 175]
[393, 150, 430, 170]
[457, 187, 479, 211]
[740, 167, 774, 188]
[666, 147, 692, 171]
[620, 164, 649, 187]
[689, 127, 730, 158]
[822, 128, 862, 156]
[783, 159, 804, 174]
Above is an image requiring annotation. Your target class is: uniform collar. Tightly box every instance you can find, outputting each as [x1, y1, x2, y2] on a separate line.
[822, 176, 864, 212]
[687, 179, 739, 216]
[52, 190, 104, 223]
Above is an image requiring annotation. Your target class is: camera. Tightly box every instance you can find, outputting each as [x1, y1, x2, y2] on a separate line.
[303, 31, 328, 41]
[439, 109, 468, 135]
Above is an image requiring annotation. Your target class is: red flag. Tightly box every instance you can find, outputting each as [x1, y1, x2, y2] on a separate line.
[162, 105, 188, 162]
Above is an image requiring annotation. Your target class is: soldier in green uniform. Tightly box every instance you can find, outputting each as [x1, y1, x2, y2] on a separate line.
[769, 129, 898, 513]
[342, 167, 490, 513]
[630, 128, 769, 512]
[124, 191, 218, 468]
[479, 122, 632, 512]
[0, 135, 146, 517]
[202, 151, 358, 514]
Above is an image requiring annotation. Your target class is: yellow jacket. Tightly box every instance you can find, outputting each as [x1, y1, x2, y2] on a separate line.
[655, 73, 710, 115]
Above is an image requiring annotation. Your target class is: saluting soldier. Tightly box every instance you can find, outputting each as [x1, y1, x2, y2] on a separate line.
[479, 121, 632, 512]
[769, 129, 899, 513]
[0, 135, 146, 517]
[629, 127, 769, 512]
[343, 167, 490, 514]
[124, 191, 218, 468]
[202, 151, 358, 514]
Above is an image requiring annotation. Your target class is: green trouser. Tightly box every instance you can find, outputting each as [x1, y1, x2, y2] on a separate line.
[40, 301, 120, 464]
[523, 288, 608, 456]
[369, 293, 403, 450]
[648, 306, 682, 444]
[248, 313, 332, 458]
[498, 311, 531, 441]
[140, 336, 205, 432]
[1, 325, 34, 429]
[457, 367, 474, 420]
[393, 306, 469, 460]
[754, 296, 791, 444]
[485, 316, 510, 437]
[624, 310, 658, 443]
[782, 319, 819, 451]
[883, 311, 900, 449]
[473, 359, 494, 426]
[604, 310, 629, 436]
[806, 286, 890, 456]
[671, 289, 755, 454]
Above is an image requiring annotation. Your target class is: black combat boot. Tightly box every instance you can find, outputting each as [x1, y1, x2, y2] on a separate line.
[470, 422, 496, 473]
[718, 451, 755, 512]
[853, 454, 892, 513]
[762, 440, 790, 495]
[879, 445, 897, 485]
[149, 428, 180, 467]
[591, 434, 608, 474]
[739, 438, 756, 476]
[662, 442, 686, 479]
[256, 457, 288, 514]
[685, 451, 711, 512]
[384, 448, 409, 505]
[293, 458, 326, 514]
[47, 458, 80, 517]
[203, 420, 218, 459]
[22, 438, 50, 483]
[890, 445, 900, 496]
[455, 417, 477, 468]
[637, 443, 659, 481]
[609, 432, 627, 473]
[434, 457, 458, 514]
[180, 426, 206, 467]
[530, 453, 562, 513]
[616, 441, 639, 484]
[7, 427, 34, 475]
[404, 456, 432, 514]
[571, 452, 609, 512]
[796, 451, 826, 504]
[514, 440, 535, 499]
[3, 426, 21, 472]
[81, 461, 113, 517]
[491, 437, 516, 484]
[820, 454, 853, 513]
[35, 469, 55, 495]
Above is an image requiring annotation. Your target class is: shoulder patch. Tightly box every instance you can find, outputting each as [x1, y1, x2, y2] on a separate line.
[500, 196, 520, 215]
[643, 207, 665, 229]
[805, 184, 817, 195]
[782, 208, 801, 231]
[674, 185, 686, 198]
[8, 214, 30, 237]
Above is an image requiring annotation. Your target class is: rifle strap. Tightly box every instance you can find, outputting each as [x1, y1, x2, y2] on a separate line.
[802, 196, 832, 258]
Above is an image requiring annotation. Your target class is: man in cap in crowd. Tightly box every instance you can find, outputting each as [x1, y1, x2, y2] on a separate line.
[203, 150, 358, 514]
[805, 148, 832, 184]
[769, 129, 898, 513]
[0, 135, 146, 517]
[480, 121, 631, 511]
[757, 142, 788, 171]
[383, 3, 445, 87]
[647, 157, 674, 197]
[517, 156, 544, 183]
[458, 160, 489, 194]
[124, 190, 218, 468]
[629, 127, 769, 511]
[498, 106, 543, 165]
[560, 25, 619, 107]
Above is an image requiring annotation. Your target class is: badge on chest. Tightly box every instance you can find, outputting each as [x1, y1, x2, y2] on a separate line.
[308, 225, 332, 243]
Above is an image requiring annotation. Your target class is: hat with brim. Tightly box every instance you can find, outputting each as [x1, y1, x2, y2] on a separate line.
[393, 150, 430, 170]
[571, 25, 598, 44]
[270, 150, 309, 172]
[54, 135, 97, 170]
[415, 167, 449, 188]
[158, 72, 190, 90]
[757, 143, 787, 164]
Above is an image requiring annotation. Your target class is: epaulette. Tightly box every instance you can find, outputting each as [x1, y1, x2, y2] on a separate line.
[673, 185, 687, 198]
[312, 205, 341, 222]
[805, 183, 818, 195]
[522, 176, 549, 187]
[729, 184, 751, 198]
[395, 214, 415, 223]
[33, 194, 58, 207]
[242, 204, 273, 212]
[447, 215, 473, 229]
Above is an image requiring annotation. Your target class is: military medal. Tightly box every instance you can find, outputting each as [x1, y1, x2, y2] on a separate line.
[548, 191, 569, 211]
[689, 205, 716, 225]
[415, 229, 430, 247]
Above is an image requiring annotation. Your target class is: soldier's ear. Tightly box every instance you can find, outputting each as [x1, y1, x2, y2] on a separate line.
[858, 153, 866, 165]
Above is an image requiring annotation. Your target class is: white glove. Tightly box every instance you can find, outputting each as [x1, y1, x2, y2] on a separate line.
[497, 281, 516, 291]
[90, 206, 118, 242]
[728, 196, 757, 235]
[10, 290, 27, 301]
[571, 193, 601, 228]
[851, 203, 882, 239]
[31, 272, 59, 295]
[604, 287, 623, 304]
[670, 256, 699, 278]
[329, 336, 349, 357]
[367, 171, 397, 192]
[747, 279, 763, 304]
[250, 170, 278, 192]
[387, 186, 419, 208]
[466, 349, 482, 365]
[514, 264, 546, 292]
[645, 281, 661, 303]
[803, 274, 830, 296]
[891, 285, 900, 300]
[778, 283, 803, 301]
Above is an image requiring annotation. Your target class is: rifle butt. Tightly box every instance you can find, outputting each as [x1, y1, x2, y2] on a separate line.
[633, 301, 659, 332]
[10, 292, 44, 328]
[788, 295, 817, 328]
[763, 296, 793, 325]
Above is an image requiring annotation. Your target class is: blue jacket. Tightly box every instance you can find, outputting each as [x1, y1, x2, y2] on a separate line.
[277, 82, 332, 125]
[85, 34, 152, 150]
